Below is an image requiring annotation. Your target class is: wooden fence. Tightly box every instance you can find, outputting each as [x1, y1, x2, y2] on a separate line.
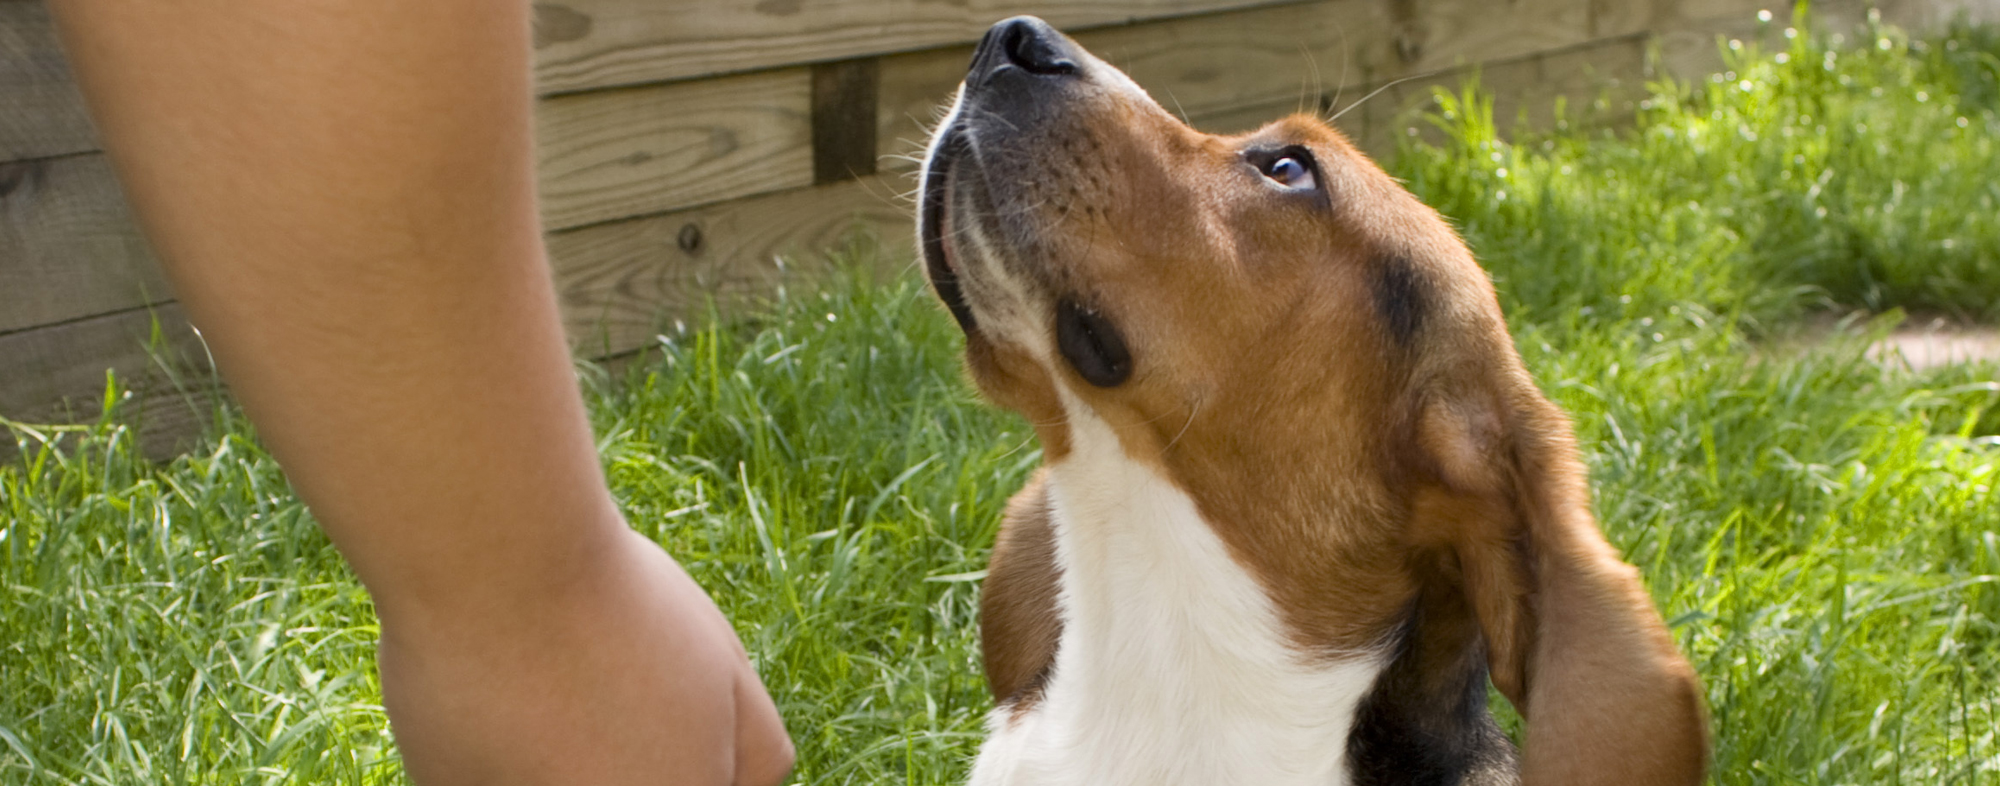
[2, 0, 1991, 454]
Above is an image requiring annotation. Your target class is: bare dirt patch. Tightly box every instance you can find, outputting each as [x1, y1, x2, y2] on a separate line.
[1866, 317, 2000, 371]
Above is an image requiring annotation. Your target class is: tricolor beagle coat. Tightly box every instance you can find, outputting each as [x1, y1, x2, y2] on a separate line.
[918, 16, 1709, 786]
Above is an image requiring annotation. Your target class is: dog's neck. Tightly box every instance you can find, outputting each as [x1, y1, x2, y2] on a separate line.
[969, 395, 1385, 786]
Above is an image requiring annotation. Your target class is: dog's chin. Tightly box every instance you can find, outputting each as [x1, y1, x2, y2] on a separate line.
[920, 129, 980, 336]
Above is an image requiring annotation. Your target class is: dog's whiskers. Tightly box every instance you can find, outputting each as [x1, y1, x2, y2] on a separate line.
[1327, 68, 1446, 124]
[1163, 396, 1202, 455]
[962, 105, 1023, 134]
[992, 430, 1046, 461]
[1296, 42, 1322, 118]
[1326, 23, 1351, 120]
[1166, 90, 1192, 125]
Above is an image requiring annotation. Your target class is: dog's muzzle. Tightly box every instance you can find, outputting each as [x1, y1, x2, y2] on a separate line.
[919, 16, 1089, 336]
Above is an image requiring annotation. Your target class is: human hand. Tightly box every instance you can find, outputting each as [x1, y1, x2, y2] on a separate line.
[376, 529, 793, 786]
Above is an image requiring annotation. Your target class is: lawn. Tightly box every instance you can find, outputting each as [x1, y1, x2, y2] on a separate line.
[5, 11, 1999, 785]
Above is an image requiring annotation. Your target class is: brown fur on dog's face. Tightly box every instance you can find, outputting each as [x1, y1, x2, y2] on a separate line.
[927, 43, 1514, 648]
[924, 18, 1707, 784]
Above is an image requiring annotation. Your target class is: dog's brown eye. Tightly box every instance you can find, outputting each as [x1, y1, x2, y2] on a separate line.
[1262, 156, 1315, 189]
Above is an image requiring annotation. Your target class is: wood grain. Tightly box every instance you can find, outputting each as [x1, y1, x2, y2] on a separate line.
[1656, 0, 1778, 28]
[873, 0, 1631, 173]
[876, 0, 1394, 173]
[1880, 0, 2000, 29]
[548, 173, 914, 358]
[1344, 33, 1650, 155]
[876, 45, 969, 174]
[1375, 0, 1597, 79]
[0, 302, 218, 458]
[1135, 32, 1650, 158]
[1588, 0, 1664, 40]
[0, 1, 98, 162]
[3, 0, 1854, 459]
[1644, 0, 1922, 82]
[1077, 0, 1379, 106]
[813, 57, 880, 183]
[536, 67, 816, 231]
[0, 154, 171, 333]
[530, 0, 1314, 95]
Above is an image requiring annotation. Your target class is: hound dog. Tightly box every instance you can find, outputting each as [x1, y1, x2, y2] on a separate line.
[917, 16, 1709, 786]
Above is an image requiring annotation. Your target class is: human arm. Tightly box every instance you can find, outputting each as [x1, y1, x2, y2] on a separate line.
[45, 3, 792, 783]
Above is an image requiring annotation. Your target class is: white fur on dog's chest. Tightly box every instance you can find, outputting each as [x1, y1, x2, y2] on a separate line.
[968, 400, 1384, 786]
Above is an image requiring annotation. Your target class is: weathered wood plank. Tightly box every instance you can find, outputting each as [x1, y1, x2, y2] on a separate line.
[1492, 32, 1653, 128]
[1644, 0, 1989, 84]
[548, 173, 912, 358]
[1655, 0, 1775, 29]
[812, 57, 880, 183]
[1344, 33, 1650, 156]
[0, 154, 171, 333]
[1644, 0, 1963, 83]
[0, 69, 820, 269]
[0, 1, 98, 162]
[1375, 0, 1596, 79]
[1073, 0, 1378, 120]
[0, 0, 1850, 463]
[0, 304, 194, 418]
[1179, 96, 1329, 137]
[0, 175, 915, 447]
[1640, 0, 1984, 80]
[873, 0, 1629, 173]
[1179, 33, 1651, 157]
[1881, 0, 2000, 29]
[531, 0, 1315, 96]
[0, 302, 219, 458]
[1587, 0, 1664, 40]
[876, 0, 1394, 173]
[536, 67, 815, 231]
[876, 45, 965, 174]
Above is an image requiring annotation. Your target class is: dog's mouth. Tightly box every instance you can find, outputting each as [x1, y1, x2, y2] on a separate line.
[919, 16, 1142, 390]
[920, 126, 978, 335]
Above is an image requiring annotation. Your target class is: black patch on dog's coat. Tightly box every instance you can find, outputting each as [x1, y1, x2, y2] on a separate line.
[1346, 575, 1520, 786]
[1373, 255, 1428, 346]
[1055, 299, 1133, 387]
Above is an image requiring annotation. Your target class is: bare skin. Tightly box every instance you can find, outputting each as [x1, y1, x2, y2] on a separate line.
[47, 3, 793, 784]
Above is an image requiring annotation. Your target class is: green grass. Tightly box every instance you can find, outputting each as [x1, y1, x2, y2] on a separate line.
[1409, 10, 2000, 325]
[6, 10, 2000, 785]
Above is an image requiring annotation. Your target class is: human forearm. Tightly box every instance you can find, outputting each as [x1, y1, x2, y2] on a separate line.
[47, 1, 617, 618]
[48, 3, 792, 782]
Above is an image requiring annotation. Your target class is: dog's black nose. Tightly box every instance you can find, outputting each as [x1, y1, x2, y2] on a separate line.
[972, 16, 1079, 78]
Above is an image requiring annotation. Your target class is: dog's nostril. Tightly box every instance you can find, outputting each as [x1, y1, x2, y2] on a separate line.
[999, 18, 1079, 76]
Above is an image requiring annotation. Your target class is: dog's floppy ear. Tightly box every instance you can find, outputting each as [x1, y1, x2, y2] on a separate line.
[1411, 371, 1708, 786]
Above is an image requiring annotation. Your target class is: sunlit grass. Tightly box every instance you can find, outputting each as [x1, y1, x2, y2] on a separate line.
[1404, 11, 2000, 326]
[5, 10, 1998, 785]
